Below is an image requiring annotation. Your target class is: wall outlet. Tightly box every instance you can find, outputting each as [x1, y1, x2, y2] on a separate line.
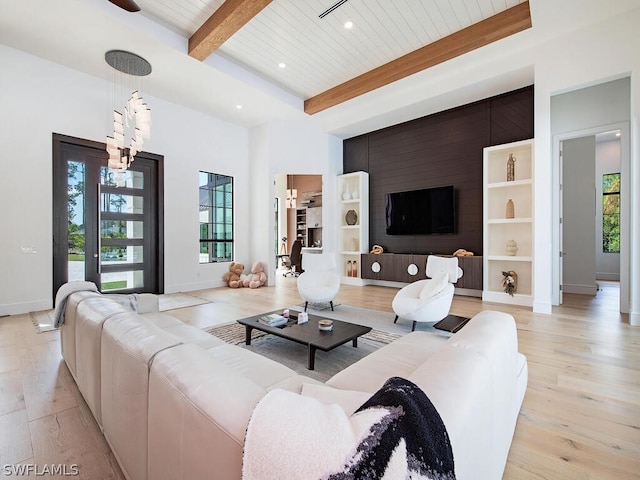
[21, 246, 38, 254]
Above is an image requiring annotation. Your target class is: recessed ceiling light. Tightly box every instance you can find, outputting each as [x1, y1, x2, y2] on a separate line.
[278, 62, 286, 69]
[615, 132, 621, 137]
[344, 21, 353, 29]
[236, 105, 243, 110]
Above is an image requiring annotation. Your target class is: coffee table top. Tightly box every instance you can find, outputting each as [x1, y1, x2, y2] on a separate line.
[237, 309, 372, 351]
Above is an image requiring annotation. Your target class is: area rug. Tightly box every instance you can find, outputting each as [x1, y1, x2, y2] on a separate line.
[158, 293, 210, 311]
[205, 304, 450, 382]
[296, 302, 341, 311]
[30, 310, 57, 333]
[207, 322, 401, 382]
[206, 322, 402, 347]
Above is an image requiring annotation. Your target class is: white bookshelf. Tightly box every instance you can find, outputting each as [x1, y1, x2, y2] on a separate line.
[337, 172, 369, 285]
[483, 139, 534, 306]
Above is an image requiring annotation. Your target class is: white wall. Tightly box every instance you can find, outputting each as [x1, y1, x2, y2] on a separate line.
[249, 120, 342, 284]
[0, 44, 250, 314]
[532, 9, 639, 317]
[549, 78, 631, 309]
[596, 139, 621, 280]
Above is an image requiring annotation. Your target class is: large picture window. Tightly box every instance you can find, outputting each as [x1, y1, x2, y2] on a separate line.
[199, 172, 233, 263]
[602, 172, 620, 254]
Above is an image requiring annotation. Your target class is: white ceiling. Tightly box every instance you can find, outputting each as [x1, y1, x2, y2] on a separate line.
[139, 0, 526, 99]
[1, 0, 638, 138]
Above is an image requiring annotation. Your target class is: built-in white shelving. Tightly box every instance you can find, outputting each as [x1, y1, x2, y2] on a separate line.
[337, 172, 369, 285]
[483, 139, 534, 307]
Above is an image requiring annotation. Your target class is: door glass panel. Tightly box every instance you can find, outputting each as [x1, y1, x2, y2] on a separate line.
[101, 220, 144, 239]
[101, 246, 143, 263]
[101, 192, 144, 214]
[101, 167, 144, 189]
[101, 270, 144, 291]
[67, 161, 86, 282]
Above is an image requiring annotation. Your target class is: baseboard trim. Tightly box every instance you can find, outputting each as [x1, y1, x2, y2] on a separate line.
[596, 273, 620, 281]
[0, 299, 53, 317]
[164, 280, 226, 294]
[563, 284, 598, 295]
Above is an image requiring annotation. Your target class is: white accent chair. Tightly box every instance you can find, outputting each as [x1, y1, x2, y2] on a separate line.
[392, 255, 463, 331]
[297, 253, 341, 311]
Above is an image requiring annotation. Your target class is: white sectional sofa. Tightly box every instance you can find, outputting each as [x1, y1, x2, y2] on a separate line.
[59, 289, 527, 480]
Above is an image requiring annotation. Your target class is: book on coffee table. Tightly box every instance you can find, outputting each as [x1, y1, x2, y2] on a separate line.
[433, 315, 470, 333]
[259, 313, 287, 327]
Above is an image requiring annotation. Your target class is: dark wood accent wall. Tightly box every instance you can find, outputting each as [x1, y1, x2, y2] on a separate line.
[344, 86, 533, 256]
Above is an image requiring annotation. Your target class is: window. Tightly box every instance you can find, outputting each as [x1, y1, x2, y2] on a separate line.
[602, 172, 620, 253]
[199, 172, 233, 263]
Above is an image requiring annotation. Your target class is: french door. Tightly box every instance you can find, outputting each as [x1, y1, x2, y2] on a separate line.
[53, 134, 164, 297]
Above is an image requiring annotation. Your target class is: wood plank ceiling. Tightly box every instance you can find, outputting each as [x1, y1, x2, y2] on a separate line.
[137, 0, 531, 114]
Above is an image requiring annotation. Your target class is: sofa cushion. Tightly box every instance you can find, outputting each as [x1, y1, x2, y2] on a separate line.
[203, 344, 303, 390]
[408, 345, 492, 480]
[326, 332, 447, 393]
[101, 312, 184, 480]
[60, 290, 102, 380]
[74, 296, 132, 427]
[142, 312, 226, 349]
[147, 344, 278, 480]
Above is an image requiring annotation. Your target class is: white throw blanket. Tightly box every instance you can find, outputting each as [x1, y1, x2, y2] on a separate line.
[53, 281, 98, 328]
[53, 281, 141, 328]
[243, 377, 455, 479]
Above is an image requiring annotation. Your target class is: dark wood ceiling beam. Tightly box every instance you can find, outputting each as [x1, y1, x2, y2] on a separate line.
[189, 0, 272, 61]
[304, 1, 531, 115]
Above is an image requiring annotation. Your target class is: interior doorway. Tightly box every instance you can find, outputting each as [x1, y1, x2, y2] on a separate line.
[274, 174, 323, 271]
[556, 125, 628, 312]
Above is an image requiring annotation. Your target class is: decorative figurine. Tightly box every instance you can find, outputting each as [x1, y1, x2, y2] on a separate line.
[506, 239, 518, 256]
[507, 153, 516, 181]
[502, 271, 518, 296]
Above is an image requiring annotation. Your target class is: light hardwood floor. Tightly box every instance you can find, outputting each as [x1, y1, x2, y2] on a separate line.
[1, 277, 638, 479]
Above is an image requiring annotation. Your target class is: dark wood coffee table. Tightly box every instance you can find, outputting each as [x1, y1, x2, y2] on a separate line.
[237, 310, 372, 370]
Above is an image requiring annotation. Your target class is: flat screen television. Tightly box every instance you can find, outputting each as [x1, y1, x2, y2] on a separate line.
[385, 185, 455, 235]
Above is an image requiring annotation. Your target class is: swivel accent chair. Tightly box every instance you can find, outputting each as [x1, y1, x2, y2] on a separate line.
[297, 253, 340, 311]
[392, 255, 463, 331]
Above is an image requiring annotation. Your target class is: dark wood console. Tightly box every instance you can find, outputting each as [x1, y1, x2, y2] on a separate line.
[361, 253, 482, 291]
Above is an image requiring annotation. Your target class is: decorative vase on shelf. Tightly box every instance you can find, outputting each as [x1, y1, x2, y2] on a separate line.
[506, 198, 515, 219]
[352, 260, 358, 277]
[351, 190, 359, 200]
[346, 261, 352, 277]
[507, 153, 516, 182]
[506, 239, 518, 256]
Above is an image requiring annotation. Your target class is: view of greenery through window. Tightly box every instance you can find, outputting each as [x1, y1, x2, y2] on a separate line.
[68, 161, 86, 259]
[199, 172, 233, 263]
[67, 162, 135, 289]
[602, 172, 620, 254]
